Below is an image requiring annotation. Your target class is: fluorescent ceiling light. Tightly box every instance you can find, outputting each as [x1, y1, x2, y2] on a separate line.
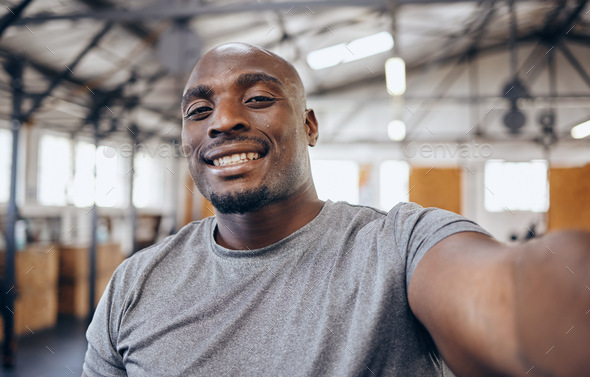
[385, 57, 406, 95]
[571, 120, 590, 139]
[387, 120, 406, 141]
[307, 31, 394, 70]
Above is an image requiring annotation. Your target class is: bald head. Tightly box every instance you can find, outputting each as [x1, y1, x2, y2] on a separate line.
[180, 42, 320, 217]
[184, 43, 307, 113]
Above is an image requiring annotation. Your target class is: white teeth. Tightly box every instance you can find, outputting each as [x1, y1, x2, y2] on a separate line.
[213, 152, 260, 167]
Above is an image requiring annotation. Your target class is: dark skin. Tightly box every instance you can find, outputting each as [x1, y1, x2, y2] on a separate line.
[83, 43, 590, 377]
[181, 43, 323, 250]
[410, 231, 590, 376]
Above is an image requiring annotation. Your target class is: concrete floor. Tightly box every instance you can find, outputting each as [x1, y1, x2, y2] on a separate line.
[2, 316, 88, 377]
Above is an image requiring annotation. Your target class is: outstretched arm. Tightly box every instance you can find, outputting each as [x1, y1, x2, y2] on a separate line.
[409, 230, 590, 376]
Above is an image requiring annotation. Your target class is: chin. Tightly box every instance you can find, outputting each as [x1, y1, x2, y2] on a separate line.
[209, 186, 272, 214]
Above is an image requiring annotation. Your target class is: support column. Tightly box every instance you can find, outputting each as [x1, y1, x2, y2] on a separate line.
[87, 114, 100, 323]
[129, 131, 137, 254]
[2, 58, 23, 368]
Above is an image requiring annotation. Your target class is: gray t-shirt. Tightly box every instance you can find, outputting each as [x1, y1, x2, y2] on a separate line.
[84, 201, 490, 376]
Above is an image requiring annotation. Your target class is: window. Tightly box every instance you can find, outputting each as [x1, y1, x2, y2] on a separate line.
[484, 160, 549, 212]
[311, 160, 359, 204]
[96, 145, 126, 207]
[0, 128, 11, 202]
[133, 150, 164, 208]
[72, 141, 95, 207]
[37, 135, 127, 208]
[71, 141, 127, 208]
[379, 160, 410, 211]
[38, 133, 72, 206]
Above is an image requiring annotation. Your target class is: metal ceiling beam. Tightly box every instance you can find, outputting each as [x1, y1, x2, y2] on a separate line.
[565, 32, 590, 46]
[521, 0, 590, 87]
[120, 69, 168, 110]
[308, 92, 590, 105]
[0, 0, 33, 39]
[14, 0, 520, 24]
[69, 70, 177, 139]
[77, 0, 152, 41]
[558, 42, 590, 87]
[16, 1, 383, 24]
[403, 93, 590, 102]
[309, 30, 539, 96]
[0, 47, 178, 139]
[501, 3, 573, 86]
[465, 0, 497, 53]
[263, 8, 377, 52]
[0, 48, 97, 91]
[24, 22, 113, 121]
[316, 135, 588, 146]
[405, 56, 466, 139]
[557, 0, 588, 35]
[322, 102, 365, 142]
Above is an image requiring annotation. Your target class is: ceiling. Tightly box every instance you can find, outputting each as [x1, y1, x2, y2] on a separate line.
[0, 0, 589, 146]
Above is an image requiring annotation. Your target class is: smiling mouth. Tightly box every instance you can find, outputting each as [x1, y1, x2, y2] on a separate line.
[212, 152, 261, 167]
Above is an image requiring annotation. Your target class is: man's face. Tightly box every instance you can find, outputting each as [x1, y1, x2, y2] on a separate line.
[181, 44, 318, 214]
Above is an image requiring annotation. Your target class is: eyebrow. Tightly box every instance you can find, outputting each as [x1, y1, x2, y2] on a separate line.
[236, 73, 283, 88]
[181, 72, 283, 110]
[182, 85, 213, 110]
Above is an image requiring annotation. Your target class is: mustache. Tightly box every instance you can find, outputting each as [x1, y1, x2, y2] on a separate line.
[200, 135, 271, 159]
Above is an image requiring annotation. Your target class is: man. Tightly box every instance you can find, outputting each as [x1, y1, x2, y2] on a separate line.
[83, 43, 590, 376]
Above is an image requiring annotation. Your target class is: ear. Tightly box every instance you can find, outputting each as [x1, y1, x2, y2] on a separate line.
[304, 109, 319, 147]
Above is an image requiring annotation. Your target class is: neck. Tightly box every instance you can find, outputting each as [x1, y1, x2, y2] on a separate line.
[213, 182, 324, 250]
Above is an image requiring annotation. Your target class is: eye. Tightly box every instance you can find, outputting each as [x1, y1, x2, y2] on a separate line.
[245, 96, 275, 108]
[184, 105, 213, 121]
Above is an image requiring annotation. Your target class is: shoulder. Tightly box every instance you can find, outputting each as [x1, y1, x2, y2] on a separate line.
[321, 201, 475, 241]
[327, 200, 387, 220]
[325, 200, 488, 240]
[331, 200, 462, 226]
[386, 202, 491, 243]
[388, 201, 462, 226]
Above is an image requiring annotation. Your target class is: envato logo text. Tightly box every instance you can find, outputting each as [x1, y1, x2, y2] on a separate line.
[403, 141, 493, 159]
[102, 141, 195, 159]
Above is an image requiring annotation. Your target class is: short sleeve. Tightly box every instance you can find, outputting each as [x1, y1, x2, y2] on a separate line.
[83, 264, 128, 377]
[391, 202, 493, 289]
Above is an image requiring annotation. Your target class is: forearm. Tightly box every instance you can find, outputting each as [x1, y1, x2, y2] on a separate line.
[511, 230, 590, 376]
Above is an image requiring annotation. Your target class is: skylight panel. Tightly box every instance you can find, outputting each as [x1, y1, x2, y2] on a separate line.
[307, 31, 394, 70]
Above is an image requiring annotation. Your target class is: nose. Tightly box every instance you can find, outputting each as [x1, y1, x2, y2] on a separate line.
[207, 101, 250, 138]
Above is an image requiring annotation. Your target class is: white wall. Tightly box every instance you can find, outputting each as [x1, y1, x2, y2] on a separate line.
[310, 139, 589, 241]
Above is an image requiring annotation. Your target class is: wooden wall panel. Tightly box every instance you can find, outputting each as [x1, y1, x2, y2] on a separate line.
[183, 173, 215, 224]
[548, 164, 590, 231]
[409, 167, 462, 214]
[0, 244, 59, 338]
[58, 243, 125, 318]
